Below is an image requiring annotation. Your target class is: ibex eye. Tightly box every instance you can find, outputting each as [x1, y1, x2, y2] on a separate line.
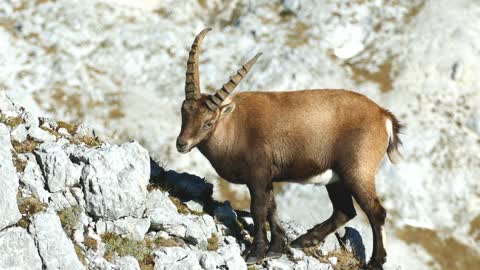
[203, 121, 214, 130]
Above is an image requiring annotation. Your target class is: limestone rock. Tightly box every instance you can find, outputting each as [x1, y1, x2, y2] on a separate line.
[114, 256, 141, 270]
[153, 247, 202, 270]
[104, 217, 151, 241]
[0, 124, 21, 230]
[10, 124, 28, 142]
[0, 227, 43, 270]
[28, 126, 56, 142]
[35, 140, 82, 193]
[75, 142, 150, 220]
[29, 210, 85, 270]
[20, 153, 50, 203]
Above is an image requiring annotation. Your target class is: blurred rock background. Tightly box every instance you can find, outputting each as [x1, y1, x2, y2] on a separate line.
[1, 0, 479, 269]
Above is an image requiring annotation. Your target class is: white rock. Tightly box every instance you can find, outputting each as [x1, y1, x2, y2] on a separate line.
[0, 92, 20, 117]
[58, 127, 70, 136]
[217, 243, 247, 270]
[10, 124, 28, 142]
[20, 153, 50, 203]
[22, 112, 40, 128]
[29, 210, 85, 270]
[114, 256, 141, 270]
[75, 142, 150, 220]
[328, 256, 338, 265]
[265, 256, 295, 270]
[35, 141, 82, 193]
[49, 189, 80, 210]
[28, 126, 56, 142]
[96, 220, 107, 235]
[0, 227, 43, 270]
[186, 200, 204, 213]
[0, 124, 21, 230]
[153, 247, 202, 270]
[198, 252, 224, 270]
[104, 217, 151, 241]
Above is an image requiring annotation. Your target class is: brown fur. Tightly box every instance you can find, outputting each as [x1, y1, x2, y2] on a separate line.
[177, 89, 402, 269]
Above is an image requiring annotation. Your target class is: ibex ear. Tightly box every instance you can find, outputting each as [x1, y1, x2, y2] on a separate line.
[219, 102, 235, 117]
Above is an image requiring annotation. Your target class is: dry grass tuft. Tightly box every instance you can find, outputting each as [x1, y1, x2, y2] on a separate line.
[84, 235, 98, 251]
[58, 205, 82, 238]
[16, 191, 47, 228]
[11, 139, 39, 153]
[0, 114, 24, 128]
[207, 234, 219, 251]
[303, 246, 363, 270]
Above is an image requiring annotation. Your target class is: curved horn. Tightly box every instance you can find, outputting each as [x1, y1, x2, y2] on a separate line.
[185, 28, 211, 100]
[205, 53, 262, 111]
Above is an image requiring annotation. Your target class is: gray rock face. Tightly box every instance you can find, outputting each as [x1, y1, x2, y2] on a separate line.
[146, 190, 215, 247]
[103, 217, 151, 241]
[28, 126, 56, 142]
[76, 142, 150, 220]
[0, 227, 43, 270]
[0, 124, 21, 230]
[29, 210, 85, 270]
[153, 247, 202, 270]
[20, 153, 50, 203]
[10, 124, 28, 142]
[35, 140, 82, 193]
[113, 256, 141, 270]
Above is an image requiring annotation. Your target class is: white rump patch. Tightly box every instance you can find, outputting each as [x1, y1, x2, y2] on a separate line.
[302, 170, 340, 186]
[386, 119, 393, 144]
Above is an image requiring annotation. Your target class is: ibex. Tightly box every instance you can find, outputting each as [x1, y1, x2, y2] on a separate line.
[176, 29, 403, 270]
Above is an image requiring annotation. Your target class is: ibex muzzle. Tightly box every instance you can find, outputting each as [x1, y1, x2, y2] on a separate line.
[176, 29, 403, 270]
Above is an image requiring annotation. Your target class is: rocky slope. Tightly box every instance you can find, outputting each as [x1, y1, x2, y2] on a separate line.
[1, 1, 480, 269]
[0, 93, 369, 270]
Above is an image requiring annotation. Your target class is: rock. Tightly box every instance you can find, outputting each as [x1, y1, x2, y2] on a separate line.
[328, 256, 338, 265]
[198, 252, 224, 270]
[10, 124, 28, 142]
[187, 215, 216, 248]
[265, 256, 295, 270]
[217, 243, 247, 270]
[185, 200, 204, 213]
[58, 127, 70, 136]
[29, 210, 85, 270]
[96, 219, 107, 235]
[145, 190, 182, 231]
[28, 126, 56, 142]
[0, 227, 43, 270]
[213, 201, 237, 225]
[75, 142, 150, 220]
[0, 92, 19, 117]
[153, 247, 202, 270]
[35, 141, 82, 193]
[104, 217, 151, 241]
[0, 124, 21, 230]
[20, 153, 50, 203]
[21, 112, 40, 128]
[114, 256, 141, 270]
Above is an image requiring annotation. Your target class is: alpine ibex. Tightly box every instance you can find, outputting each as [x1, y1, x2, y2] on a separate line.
[176, 28, 403, 270]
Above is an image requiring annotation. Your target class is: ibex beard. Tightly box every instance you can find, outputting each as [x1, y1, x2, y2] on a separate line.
[176, 28, 403, 270]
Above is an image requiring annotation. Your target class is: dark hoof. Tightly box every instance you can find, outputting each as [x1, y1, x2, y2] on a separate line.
[265, 250, 283, 260]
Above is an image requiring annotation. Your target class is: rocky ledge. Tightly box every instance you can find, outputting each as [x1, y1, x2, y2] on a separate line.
[0, 92, 365, 270]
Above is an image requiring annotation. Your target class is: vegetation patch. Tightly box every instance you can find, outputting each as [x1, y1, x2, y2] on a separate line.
[0, 114, 24, 128]
[70, 135, 102, 148]
[11, 139, 39, 153]
[84, 235, 98, 251]
[303, 246, 363, 270]
[58, 205, 82, 238]
[16, 191, 47, 228]
[57, 121, 78, 134]
[11, 150, 27, 172]
[207, 234, 219, 251]
[74, 243, 87, 265]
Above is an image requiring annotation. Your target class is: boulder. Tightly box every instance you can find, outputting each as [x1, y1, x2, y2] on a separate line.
[114, 256, 141, 270]
[20, 153, 50, 203]
[103, 217, 151, 241]
[29, 210, 85, 270]
[10, 124, 28, 142]
[75, 142, 150, 220]
[153, 247, 202, 270]
[35, 140, 82, 193]
[0, 227, 43, 270]
[0, 124, 21, 230]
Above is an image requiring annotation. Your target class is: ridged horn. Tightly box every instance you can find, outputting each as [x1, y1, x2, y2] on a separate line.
[205, 53, 262, 111]
[185, 28, 211, 100]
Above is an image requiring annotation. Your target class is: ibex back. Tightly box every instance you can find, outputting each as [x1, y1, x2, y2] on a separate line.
[176, 28, 403, 270]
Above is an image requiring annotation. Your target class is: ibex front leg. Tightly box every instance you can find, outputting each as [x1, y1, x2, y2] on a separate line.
[245, 170, 271, 265]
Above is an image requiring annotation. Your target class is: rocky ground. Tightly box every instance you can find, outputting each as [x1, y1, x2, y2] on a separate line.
[0, 93, 369, 270]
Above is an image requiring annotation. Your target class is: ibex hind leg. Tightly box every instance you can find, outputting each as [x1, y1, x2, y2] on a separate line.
[348, 175, 387, 270]
[291, 181, 356, 248]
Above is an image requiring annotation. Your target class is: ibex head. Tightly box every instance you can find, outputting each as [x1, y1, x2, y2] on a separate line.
[176, 28, 262, 153]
